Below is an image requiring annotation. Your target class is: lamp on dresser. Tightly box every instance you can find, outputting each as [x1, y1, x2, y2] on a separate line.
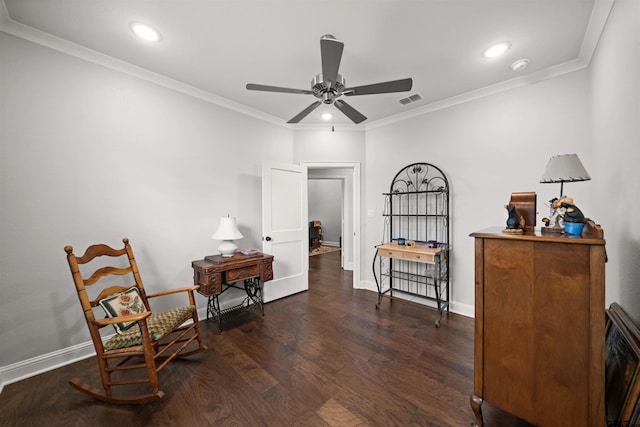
[539, 153, 591, 234]
[539, 153, 591, 198]
[211, 215, 243, 257]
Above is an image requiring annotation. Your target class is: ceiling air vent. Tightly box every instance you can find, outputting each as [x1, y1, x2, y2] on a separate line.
[398, 93, 423, 105]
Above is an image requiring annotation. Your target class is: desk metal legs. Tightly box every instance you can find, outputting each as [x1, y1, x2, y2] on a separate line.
[243, 278, 264, 316]
[205, 278, 264, 331]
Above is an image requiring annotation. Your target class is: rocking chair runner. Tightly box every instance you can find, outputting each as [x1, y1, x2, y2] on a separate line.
[65, 238, 207, 404]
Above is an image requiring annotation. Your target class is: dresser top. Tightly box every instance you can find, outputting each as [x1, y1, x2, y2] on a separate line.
[470, 226, 605, 245]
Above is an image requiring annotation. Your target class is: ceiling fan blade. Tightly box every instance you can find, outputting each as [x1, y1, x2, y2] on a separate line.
[287, 101, 322, 123]
[344, 78, 413, 96]
[334, 99, 367, 124]
[246, 83, 313, 95]
[320, 35, 344, 85]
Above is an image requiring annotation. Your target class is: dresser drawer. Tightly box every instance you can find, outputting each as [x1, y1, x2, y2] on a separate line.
[226, 264, 259, 282]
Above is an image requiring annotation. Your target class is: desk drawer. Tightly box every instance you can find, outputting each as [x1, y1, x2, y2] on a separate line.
[260, 261, 273, 282]
[378, 248, 405, 259]
[404, 251, 436, 264]
[377, 246, 440, 264]
[195, 271, 222, 296]
[226, 264, 259, 282]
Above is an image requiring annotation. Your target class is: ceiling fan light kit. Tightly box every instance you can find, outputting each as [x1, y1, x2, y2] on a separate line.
[246, 34, 413, 124]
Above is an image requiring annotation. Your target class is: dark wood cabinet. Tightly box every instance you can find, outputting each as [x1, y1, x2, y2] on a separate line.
[309, 221, 322, 250]
[470, 227, 606, 427]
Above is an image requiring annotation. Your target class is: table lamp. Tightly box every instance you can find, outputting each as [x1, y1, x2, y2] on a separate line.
[540, 153, 591, 198]
[211, 216, 243, 257]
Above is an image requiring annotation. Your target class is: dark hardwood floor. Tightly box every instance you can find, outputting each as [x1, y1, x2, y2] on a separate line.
[0, 251, 532, 426]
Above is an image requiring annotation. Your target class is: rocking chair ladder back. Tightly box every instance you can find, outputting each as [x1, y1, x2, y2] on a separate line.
[65, 237, 207, 404]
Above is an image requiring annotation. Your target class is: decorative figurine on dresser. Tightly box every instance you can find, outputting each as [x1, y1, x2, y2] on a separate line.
[372, 162, 450, 327]
[503, 203, 522, 233]
[503, 192, 537, 234]
[470, 222, 606, 426]
[192, 250, 274, 332]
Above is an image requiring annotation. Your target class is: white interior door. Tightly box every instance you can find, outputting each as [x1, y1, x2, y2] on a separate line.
[262, 162, 308, 302]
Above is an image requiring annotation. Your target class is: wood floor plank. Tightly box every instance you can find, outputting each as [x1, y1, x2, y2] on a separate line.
[0, 250, 533, 426]
[316, 397, 368, 426]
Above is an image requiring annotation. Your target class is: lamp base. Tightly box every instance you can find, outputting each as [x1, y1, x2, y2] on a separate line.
[218, 240, 238, 257]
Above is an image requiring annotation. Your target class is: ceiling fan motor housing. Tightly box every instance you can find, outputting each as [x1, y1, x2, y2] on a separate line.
[312, 73, 345, 104]
[246, 34, 412, 123]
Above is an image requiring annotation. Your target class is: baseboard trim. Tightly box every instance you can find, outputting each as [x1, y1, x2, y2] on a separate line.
[0, 304, 212, 395]
[0, 340, 96, 394]
[358, 279, 474, 318]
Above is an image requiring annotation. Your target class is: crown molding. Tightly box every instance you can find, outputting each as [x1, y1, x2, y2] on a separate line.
[1, 0, 614, 131]
[366, 57, 590, 130]
[579, 0, 614, 65]
[365, 0, 614, 130]
[0, 4, 287, 128]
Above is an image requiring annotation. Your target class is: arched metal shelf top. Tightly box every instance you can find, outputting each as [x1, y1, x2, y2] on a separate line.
[387, 162, 449, 195]
[374, 161, 451, 326]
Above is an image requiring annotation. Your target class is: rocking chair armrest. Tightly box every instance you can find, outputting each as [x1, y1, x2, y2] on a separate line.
[93, 311, 152, 327]
[146, 285, 199, 299]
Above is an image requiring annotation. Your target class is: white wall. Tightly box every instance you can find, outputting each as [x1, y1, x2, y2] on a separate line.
[364, 70, 592, 315]
[293, 129, 366, 163]
[589, 0, 640, 320]
[0, 33, 293, 369]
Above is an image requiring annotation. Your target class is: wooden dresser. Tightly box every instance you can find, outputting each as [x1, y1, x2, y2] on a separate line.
[470, 227, 606, 427]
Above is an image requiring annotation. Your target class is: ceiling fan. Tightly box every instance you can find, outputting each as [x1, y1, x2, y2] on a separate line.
[246, 34, 413, 124]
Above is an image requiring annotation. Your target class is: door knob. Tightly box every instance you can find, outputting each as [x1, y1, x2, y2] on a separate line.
[265, 236, 272, 241]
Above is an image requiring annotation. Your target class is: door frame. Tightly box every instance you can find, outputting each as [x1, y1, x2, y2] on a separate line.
[301, 162, 361, 289]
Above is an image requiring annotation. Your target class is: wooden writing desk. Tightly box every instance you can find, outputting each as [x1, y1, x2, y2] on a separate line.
[192, 252, 273, 331]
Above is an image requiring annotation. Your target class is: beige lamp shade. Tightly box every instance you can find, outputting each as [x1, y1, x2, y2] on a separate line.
[540, 153, 590, 197]
[212, 216, 243, 257]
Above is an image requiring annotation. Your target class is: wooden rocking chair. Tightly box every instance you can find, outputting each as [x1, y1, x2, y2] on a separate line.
[64, 238, 207, 404]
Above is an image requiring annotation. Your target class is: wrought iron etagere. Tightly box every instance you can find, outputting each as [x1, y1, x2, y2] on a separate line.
[373, 162, 450, 326]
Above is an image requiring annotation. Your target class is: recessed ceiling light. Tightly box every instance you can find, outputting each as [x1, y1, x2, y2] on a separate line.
[511, 59, 530, 72]
[482, 42, 511, 58]
[321, 113, 333, 121]
[130, 22, 161, 42]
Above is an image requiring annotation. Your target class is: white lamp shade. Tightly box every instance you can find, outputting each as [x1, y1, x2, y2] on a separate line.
[211, 216, 243, 257]
[211, 217, 243, 240]
[540, 154, 591, 183]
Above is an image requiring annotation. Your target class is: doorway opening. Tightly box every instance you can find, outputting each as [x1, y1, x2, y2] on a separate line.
[308, 178, 342, 256]
[301, 162, 361, 290]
